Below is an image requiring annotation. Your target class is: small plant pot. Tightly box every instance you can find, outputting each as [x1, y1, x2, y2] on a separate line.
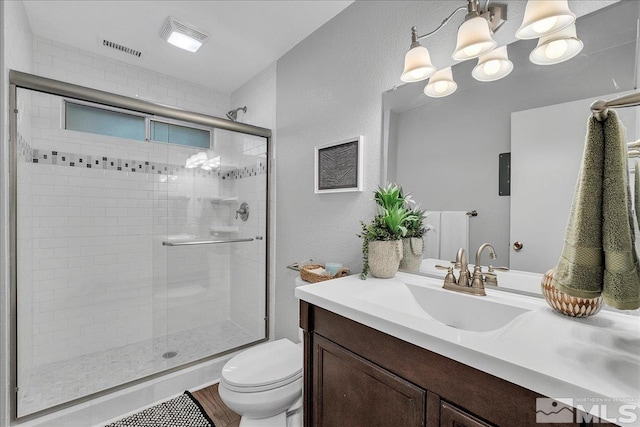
[368, 240, 403, 278]
[399, 237, 423, 272]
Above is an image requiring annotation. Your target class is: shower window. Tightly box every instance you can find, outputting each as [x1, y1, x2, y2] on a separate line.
[150, 119, 211, 148]
[16, 87, 268, 417]
[63, 100, 212, 149]
[64, 101, 146, 141]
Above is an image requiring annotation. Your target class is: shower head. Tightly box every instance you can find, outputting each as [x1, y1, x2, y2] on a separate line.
[226, 106, 247, 122]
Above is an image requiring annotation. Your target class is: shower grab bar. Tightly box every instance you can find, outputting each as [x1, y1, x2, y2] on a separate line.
[162, 237, 254, 247]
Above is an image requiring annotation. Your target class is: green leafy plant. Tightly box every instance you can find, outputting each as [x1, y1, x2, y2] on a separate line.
[374, 183, 406, 211]
[357, 184, 412, 279]
[405, 208, 428, 238]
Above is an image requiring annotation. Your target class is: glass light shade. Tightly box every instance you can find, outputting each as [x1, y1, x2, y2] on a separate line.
[472, 46, 514, 82]
[401, 44, 436, 82]
[529, 24, 583, 65]
[452, 16, 497, 61]
[167, 31, 203, 52]
[201, 156, 220, 171]
[516, 0, 576, 40]
[185, 151, 208, 168]
[424, 68, 457, 98]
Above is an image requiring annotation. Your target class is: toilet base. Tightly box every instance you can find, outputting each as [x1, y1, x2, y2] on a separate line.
[237, 396, 302, 427]
[239, 411, 286, 427]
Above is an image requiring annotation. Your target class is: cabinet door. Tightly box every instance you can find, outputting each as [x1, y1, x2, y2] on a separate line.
[313, 335, 426, 427]
[440, 401, 493, 427]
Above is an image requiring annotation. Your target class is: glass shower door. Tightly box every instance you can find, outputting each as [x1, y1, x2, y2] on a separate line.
[152, 128, 268, 370]
[15, 85, 269, 416]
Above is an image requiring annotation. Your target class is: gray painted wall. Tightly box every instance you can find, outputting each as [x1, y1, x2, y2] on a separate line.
[274, 0, 618, 342]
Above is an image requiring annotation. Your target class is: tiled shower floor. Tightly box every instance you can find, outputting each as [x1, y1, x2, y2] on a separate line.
[18, 320, 257, 417]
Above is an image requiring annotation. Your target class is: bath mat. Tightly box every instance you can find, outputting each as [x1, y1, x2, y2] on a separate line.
[105, 391, 215, 427]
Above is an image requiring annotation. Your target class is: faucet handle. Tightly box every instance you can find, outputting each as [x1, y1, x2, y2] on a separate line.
[443, 266, 457, 286]
[485, 267, 504, 287]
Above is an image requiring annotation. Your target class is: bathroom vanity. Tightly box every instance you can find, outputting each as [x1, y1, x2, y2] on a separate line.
[296, 273, 638, 427]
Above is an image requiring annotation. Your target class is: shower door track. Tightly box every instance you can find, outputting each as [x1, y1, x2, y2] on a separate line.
[8, 70, 272, 422]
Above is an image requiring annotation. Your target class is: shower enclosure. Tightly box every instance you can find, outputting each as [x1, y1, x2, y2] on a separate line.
[10, 72, 270, 418]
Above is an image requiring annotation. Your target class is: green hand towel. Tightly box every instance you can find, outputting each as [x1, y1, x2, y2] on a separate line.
[633, 162, 640, 232]
[553, 110, 640, 310]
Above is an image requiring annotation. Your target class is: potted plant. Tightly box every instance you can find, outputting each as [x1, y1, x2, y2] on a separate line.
[399, 207, 429, 272]
[358, 184, 411, 279]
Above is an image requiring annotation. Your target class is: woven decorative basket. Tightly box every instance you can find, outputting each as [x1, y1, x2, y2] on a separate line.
[300, 264, 350, 283]
[541, 268, 602, 317]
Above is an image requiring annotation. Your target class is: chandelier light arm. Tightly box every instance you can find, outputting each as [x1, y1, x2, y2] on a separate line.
[414, 7, 467, 41]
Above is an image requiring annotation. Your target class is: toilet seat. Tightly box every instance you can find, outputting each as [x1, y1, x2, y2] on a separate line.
[221, 339, 302, 393]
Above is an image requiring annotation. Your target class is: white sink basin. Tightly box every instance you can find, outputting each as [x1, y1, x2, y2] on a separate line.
[355, 277, 534, 333]
[404, 283, 532, 332]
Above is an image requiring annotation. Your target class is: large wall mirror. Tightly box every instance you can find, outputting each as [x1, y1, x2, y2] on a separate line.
[383, 1, 639, 276]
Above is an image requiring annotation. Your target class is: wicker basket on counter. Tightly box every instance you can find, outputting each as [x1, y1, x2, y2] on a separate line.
[300, 264, 350, 283]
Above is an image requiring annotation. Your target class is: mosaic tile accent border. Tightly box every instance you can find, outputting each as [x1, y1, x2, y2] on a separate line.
[225, 159, 267, 180]
[27, 148, 266, 179]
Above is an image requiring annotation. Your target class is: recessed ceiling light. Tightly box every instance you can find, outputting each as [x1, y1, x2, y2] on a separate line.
[160, 16, 209, 53]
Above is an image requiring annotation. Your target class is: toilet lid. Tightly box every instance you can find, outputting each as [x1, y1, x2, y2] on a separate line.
[221, 339, 302, 390]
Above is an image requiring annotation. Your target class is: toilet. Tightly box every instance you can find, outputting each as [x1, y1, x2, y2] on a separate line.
[219, 277, 306, 426]
[218, 338, 303, 427]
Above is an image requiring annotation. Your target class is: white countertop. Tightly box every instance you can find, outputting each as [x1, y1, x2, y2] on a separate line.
[295, 272, 640, 410]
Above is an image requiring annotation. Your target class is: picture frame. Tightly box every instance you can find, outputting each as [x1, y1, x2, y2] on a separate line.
[315, 136, 364, 193]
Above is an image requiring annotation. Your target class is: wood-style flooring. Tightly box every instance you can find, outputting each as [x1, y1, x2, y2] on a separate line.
[192, 383, 241, 427]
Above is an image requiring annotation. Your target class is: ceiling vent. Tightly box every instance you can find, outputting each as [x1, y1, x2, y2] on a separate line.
[102, 39, 142, 58]
[160, 16, 209, 52]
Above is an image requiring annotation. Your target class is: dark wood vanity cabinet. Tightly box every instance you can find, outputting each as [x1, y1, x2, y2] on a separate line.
[313, 335, 426, 426]
[300, 301, 589, 427]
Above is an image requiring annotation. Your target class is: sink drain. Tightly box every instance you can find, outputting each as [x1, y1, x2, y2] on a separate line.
[162, 351, 178, 359]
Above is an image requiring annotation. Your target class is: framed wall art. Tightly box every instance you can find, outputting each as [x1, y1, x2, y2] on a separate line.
[314, 136, 363, 193]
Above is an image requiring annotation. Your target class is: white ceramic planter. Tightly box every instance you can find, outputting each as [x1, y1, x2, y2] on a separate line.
[399, 237, 423, 272]
[368, 240, 403, 278]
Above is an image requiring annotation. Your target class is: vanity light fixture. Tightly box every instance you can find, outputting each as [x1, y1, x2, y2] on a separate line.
[185, 151, 208, 168]
[401, 0, 581, 97]
[186, 152, 221, 171]
[201, 156, 221, 171]
[424, 67, 457, 98]
[472, 46, 514, 82]
[515, 0, 576, 40]
[529, 24, 583, 65]
[400, 0, 506, 83]
[160, 16, 209, 53]
[400, 28, 437, 83]
[451, 12, 498, 61]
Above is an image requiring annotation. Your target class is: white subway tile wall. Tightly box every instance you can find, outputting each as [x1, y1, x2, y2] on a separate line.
[16, 77, 268, 415]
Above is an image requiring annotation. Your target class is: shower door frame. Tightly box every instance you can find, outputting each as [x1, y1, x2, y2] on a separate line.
[8, 70, 272, 422]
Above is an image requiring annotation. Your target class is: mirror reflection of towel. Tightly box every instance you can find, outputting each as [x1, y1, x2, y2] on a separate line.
[440, 211, 469, 263]
[553, 111, 640, 310]
[424, 211, 441, 259]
